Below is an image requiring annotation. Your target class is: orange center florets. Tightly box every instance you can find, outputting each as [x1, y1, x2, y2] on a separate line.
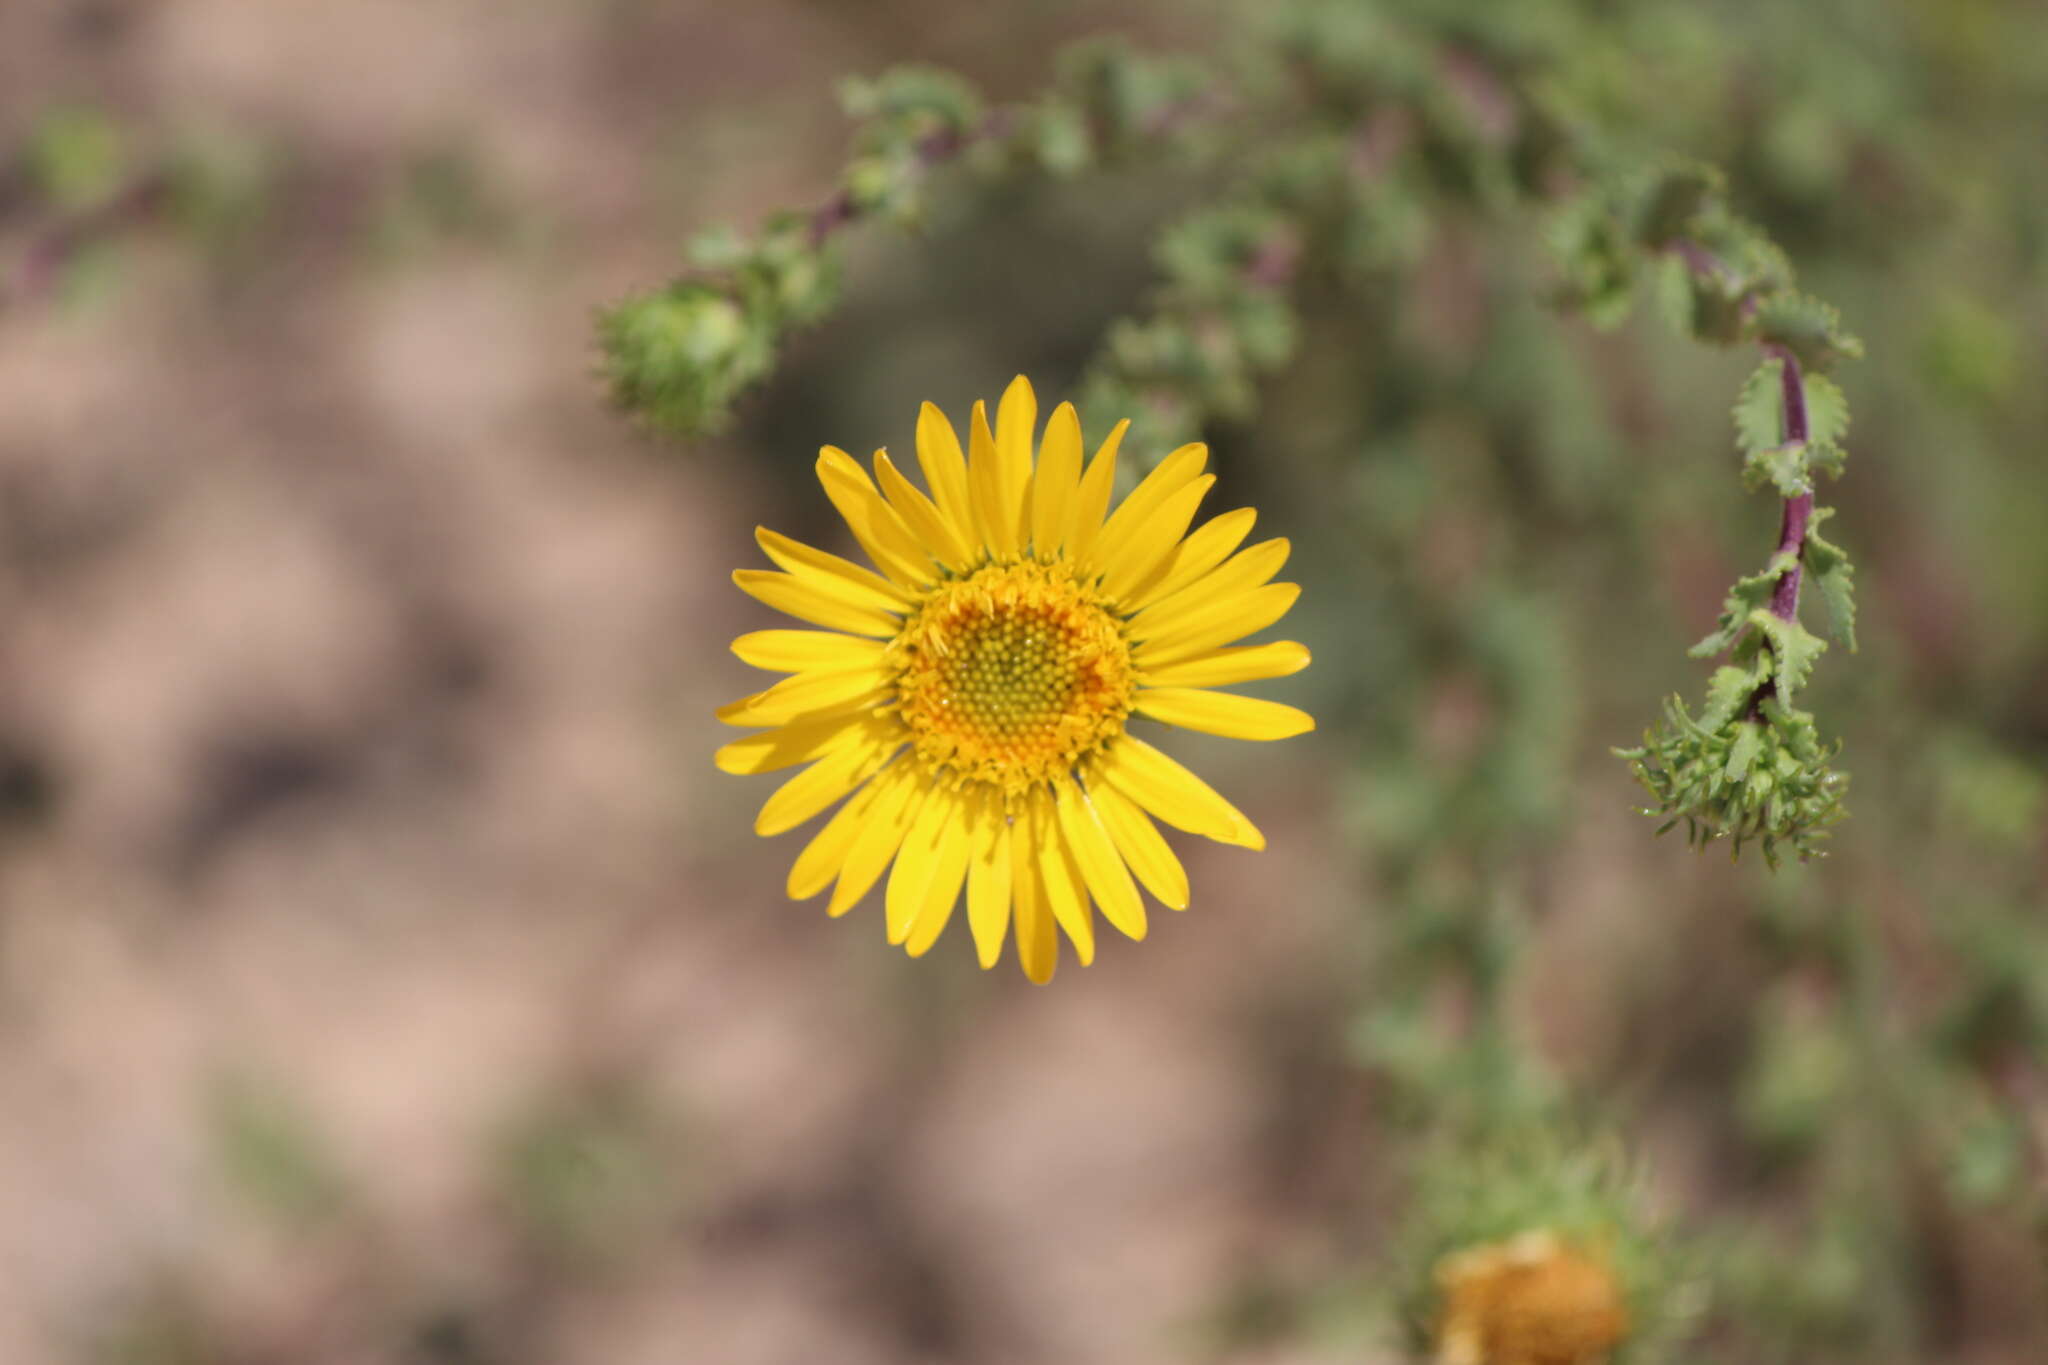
[891, 560, 1134, 797]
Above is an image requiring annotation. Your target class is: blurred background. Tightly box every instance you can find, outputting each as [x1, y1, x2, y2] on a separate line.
[1, 1, 2045, 1362]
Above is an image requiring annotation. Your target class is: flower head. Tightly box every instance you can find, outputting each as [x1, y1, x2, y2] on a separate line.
[717, 376, 1312, 981]
[1433, 1231, 1630, 1365]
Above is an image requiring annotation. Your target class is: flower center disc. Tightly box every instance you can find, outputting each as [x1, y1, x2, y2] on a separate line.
[892, 560, 1134, 796]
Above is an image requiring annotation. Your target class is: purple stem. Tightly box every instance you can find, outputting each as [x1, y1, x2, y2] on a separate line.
[1766, 343, 1812, 622]
[806, 119, 983, 249]
[1666, 242, 1817, 618]
[1664, 241, 1820, 712]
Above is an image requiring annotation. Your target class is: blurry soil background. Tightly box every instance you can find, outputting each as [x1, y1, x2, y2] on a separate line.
[1, 3, 2045, 1365]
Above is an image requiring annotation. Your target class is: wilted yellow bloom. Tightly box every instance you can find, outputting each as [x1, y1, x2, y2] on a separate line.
[1433, 1230, 1630, 1365]
[717, 376, 1313, 981]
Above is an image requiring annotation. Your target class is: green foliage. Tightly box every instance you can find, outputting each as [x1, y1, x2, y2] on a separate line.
[1078, 199, 1302, 452]
[1050, 40, 1212, 160]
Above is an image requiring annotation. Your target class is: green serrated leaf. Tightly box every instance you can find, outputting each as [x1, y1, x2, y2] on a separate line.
[1803, 372, 1849, 449]
[1691, 554, 1794, 658]
[1733, 358, 1785, 453]
[1744, 441, 1810, 497]
[1702, 664, 1763, 728]
[1733, 359, 1848, 494]
[1752, 292, 1864, 370]
[1749, 609, 1827, 697]
[1802, 510, 1857, 652]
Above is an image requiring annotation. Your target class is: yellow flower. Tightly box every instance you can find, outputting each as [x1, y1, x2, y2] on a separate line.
[716, 376, 1313, 982]
[1433, 1231, 1630, 1365]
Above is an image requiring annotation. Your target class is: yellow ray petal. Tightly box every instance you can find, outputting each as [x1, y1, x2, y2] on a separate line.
[1012, 811, 1061, 983]
[964, 789, 1013, 969]
[732, 569, 901, 637]
[915, 401, 974, 537]
[1063, 418, 1127, 563]
[1032, 790, 1097, 966]
[1055, 779, 1147, 941]
[886, 784, 957, 944]
[755, 734, 900, 837]
[715, 667, 890, 728]
[1027, 401, 1082, 557]
[967, 400, 1018, 558]
[1097, 474, 1216, 605]
[905, 805, 972, 957]
[1090, 442, 1207, 569]
[1132, 582, 1302, 665]
[827, 767, 926, 916]
[731, 629, 887, 675]
[1124, 507, 1257, 613]
[1138, 640, 1311, 689]
[816, 447, 937, 587]
[755, 528, 913, 611]
[1095, 735, 1266, 850]
[787, 762, 895, 898]
[994, 374, 1038, 529]
[714, 710, 875, 775]
[1084, 775, 1189, 910]
[873, 450, 976, 569]
[1128, 538, 1291, 639]
[1135, 687, 1315, 741]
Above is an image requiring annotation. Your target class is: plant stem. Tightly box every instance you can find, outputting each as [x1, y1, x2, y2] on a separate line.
[1766, 342, 1812, 622]
[1665, 242, 1819, 692]
[805, 114, 1010, 250]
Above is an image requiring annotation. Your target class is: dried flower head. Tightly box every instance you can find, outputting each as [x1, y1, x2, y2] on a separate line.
[1433, 1230, 1630, 1365]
